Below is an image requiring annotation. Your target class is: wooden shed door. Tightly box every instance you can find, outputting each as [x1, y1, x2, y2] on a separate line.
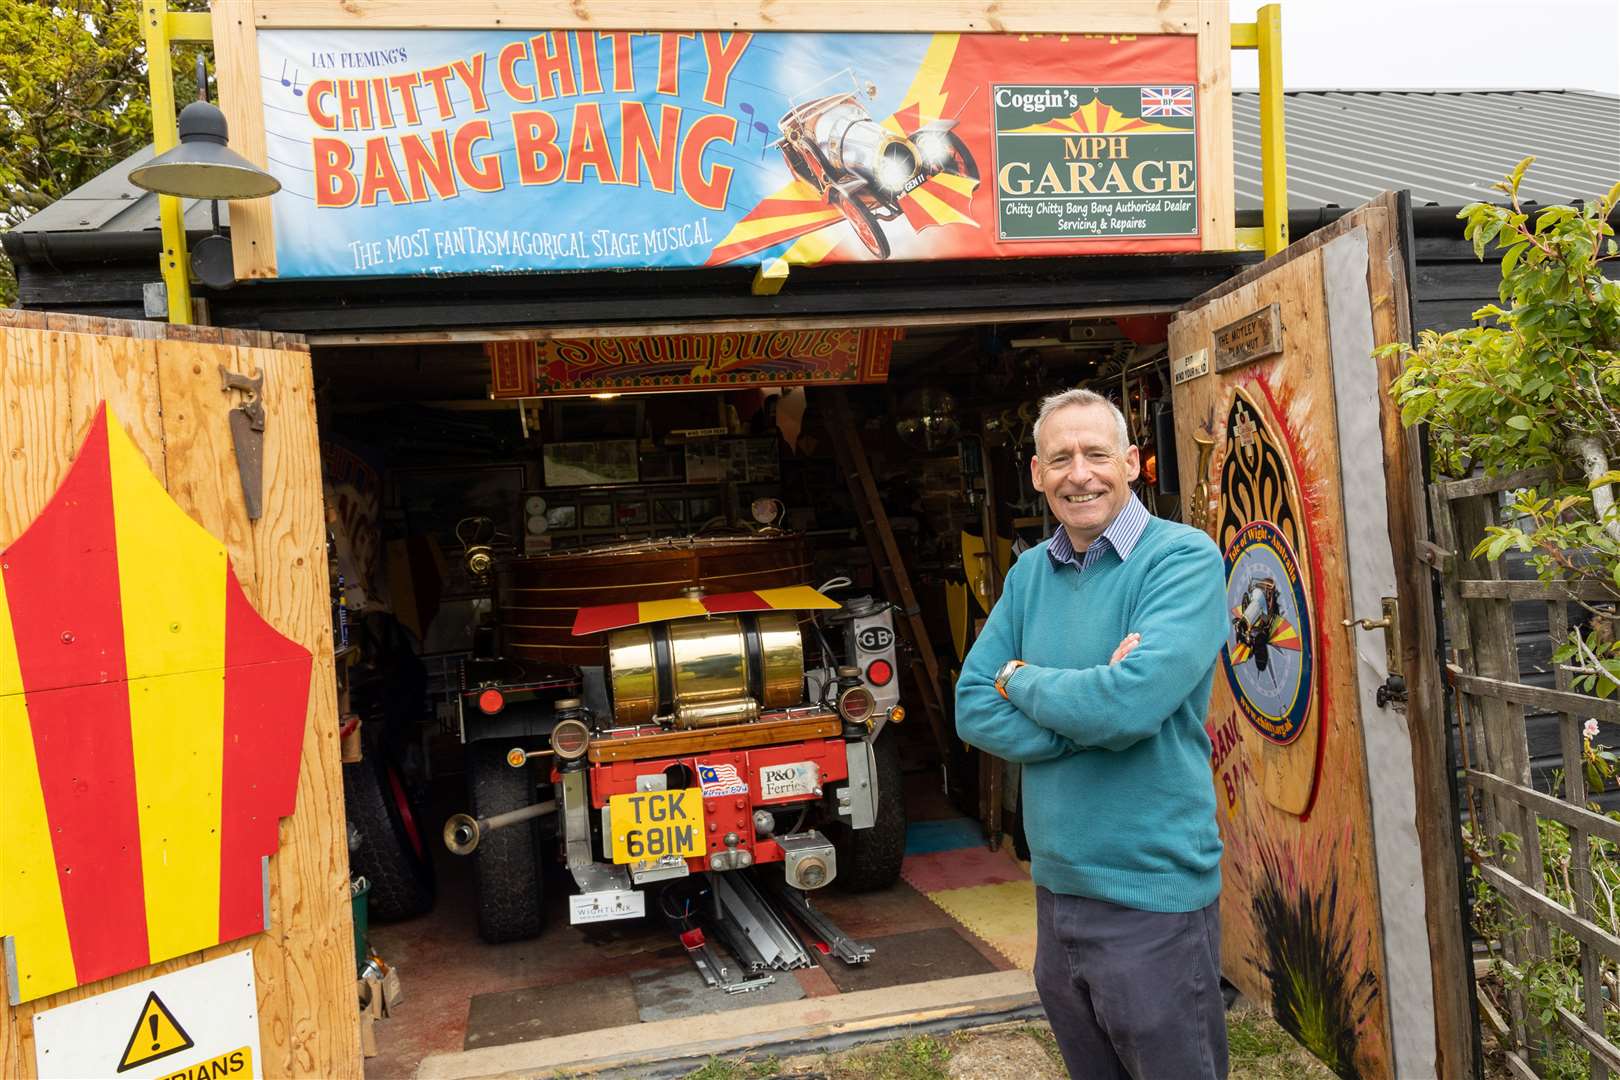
[0, 312, 359, 1079]
[1168, 193, 1470, 1080]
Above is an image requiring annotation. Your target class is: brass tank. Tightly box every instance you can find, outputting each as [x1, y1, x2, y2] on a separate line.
[606, 610, 805, 727]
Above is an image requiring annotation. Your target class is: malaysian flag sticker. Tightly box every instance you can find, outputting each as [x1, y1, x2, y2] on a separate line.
[1141, 87, 1195, 117]
[696, 761, 749, 796]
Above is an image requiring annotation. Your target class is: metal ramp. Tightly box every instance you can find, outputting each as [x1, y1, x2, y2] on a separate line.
[664, 871, 874, 995]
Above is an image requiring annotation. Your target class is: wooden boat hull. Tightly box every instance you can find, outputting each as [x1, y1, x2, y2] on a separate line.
[496, 535, 812, 665]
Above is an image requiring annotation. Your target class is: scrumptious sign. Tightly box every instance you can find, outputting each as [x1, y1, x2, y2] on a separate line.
[256, 30, 1208, 278]
[487, 327, 899, 396]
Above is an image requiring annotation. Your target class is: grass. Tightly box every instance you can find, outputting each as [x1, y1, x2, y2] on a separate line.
[675, 1010, 1338, 1079]
[1228, 1004, 1338, 1079]
[835, 1035, 953, 1079]
[681, 1055, 789, 1080]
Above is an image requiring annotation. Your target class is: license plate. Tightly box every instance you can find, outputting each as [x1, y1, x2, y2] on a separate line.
[607, 788, 706, 864]
[759, 761, 819, 800]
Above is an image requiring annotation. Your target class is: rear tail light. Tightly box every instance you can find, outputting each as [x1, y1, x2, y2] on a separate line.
[551, 717, 591, 761]
[837, 686, 876, 724]
[477, 688, 505, 715]
[865, 659, 893, 686]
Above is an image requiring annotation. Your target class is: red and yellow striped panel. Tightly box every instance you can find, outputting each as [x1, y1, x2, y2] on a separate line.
[0, 406, 309, 1004]
[571, 585, 841, 637]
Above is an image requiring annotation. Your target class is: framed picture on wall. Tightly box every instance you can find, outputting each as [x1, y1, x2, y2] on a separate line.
[684, 440, 724, 483]
[746, 438, 780, 481]
[582, 502, 613, 528]
[543, 440, 639, 487]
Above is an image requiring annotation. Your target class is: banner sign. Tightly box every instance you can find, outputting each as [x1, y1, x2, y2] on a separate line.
[487, 327, 899, 397]
[992, 84, 1197, 240]
[256, 30, 1201, 279]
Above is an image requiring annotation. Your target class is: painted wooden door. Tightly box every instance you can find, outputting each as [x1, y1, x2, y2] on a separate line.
[1169, 194, 1470, 1080]
[0, 311, 360, 1079]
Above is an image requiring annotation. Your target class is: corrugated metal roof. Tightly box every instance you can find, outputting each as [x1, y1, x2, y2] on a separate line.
[9, 90, 1618, 239]
[13, 146, 226, 236]
[1234, 89, 1620, 210]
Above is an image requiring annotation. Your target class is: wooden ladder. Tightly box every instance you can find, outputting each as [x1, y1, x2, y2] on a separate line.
[824, 390, 955, 787]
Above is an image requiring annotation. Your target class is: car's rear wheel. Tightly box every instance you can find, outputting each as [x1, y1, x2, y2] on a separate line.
[467, 740, 547, 943]
[345, 755, 436, 921]
[831, 190, 891, 260]
[830, 735, 906, 892]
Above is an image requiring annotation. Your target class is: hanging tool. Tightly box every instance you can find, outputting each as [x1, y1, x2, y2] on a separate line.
[218, 365, 264, 519]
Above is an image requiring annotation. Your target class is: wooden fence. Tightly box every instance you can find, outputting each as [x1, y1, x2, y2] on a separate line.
[1433, 466, 1620, 1078]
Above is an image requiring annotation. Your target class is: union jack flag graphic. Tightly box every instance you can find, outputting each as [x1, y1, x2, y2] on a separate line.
[1141, 86, 1195, 117]
[697, 762, 742, 788]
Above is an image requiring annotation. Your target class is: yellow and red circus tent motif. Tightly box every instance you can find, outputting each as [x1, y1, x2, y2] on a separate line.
[0, 407, 309, 1005]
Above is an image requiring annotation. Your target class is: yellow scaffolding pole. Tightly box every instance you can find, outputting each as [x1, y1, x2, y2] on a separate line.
[1231, 3, 1288, 256]
[141, 1, 212, 324]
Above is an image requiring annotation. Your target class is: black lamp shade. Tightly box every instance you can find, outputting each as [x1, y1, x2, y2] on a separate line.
[129, 102, 281, 200]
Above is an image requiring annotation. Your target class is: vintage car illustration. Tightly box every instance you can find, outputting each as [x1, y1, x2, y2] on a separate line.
[774, 72, 978, 259]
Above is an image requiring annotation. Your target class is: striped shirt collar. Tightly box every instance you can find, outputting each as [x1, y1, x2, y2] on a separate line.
[1046, 493, 1151, 571]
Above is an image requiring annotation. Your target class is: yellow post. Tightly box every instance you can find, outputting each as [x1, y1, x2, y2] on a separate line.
[141, 0, 192, 324]
[1255, 3, 1288, 256]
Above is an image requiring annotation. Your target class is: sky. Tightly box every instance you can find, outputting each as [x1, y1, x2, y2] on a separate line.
[1229, 0, 1620, 96]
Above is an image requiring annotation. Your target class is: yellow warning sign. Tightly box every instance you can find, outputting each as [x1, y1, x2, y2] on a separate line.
[118, 991, 195, 1072]
[155, 1047, 253, 1080]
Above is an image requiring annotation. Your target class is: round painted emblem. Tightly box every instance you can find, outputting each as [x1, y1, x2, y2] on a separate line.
[1221, 519, 1313, 745]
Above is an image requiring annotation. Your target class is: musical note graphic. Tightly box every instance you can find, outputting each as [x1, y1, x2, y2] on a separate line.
[739, 102, 756, 142]
[279, 60, 304, 97]
[753, 121, 771, 158]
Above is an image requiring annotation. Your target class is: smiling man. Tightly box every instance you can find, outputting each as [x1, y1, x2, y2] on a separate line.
[956, 388, 1230, 1079]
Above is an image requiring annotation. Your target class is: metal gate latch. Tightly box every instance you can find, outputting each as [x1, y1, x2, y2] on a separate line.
[219, 365, 265, 520]
[1344, 596, 1402, 677]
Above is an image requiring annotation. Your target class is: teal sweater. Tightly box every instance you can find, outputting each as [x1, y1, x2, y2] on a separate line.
[955, 517, 1228, 913]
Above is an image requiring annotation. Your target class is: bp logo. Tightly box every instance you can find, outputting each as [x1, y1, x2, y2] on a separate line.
[1221, 519, 1313, 744]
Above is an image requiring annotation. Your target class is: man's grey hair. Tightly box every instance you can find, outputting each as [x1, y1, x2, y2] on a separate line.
[1032, 388, 1131, 456]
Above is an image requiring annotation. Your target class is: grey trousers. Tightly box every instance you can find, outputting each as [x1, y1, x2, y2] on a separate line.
[1033, 886, 1228, 1080]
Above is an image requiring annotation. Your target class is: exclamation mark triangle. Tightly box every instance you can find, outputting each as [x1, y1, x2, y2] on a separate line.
[117, 991, 195, 1072]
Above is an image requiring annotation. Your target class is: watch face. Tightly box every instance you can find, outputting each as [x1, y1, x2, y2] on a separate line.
[524, 494, 547, 516]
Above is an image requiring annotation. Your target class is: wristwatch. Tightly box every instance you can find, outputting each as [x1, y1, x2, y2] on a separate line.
[994, 659, 1025, 700]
